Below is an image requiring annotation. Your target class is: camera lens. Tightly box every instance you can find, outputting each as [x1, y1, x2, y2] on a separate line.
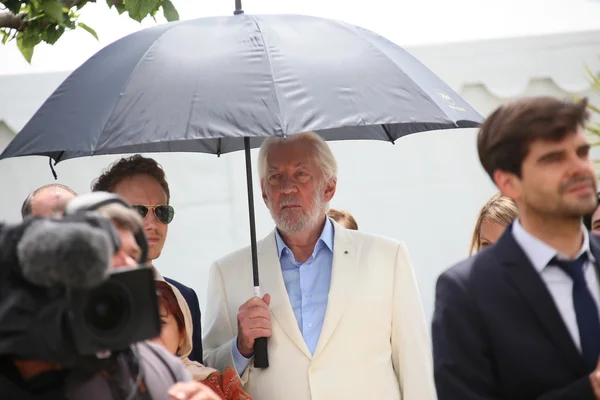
[83, 281, 130, 334]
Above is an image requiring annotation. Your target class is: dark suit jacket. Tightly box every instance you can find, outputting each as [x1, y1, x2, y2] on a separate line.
[164, 276, 203, 364]
[432, 225, 599, 400]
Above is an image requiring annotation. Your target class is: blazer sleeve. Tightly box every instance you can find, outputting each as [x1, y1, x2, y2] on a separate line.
[391, 242, 437, 400]
[202, 261, 249, 384]
[432, 268, 502, 400]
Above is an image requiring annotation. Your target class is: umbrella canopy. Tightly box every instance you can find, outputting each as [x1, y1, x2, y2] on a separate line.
[0, 13, 482, 163]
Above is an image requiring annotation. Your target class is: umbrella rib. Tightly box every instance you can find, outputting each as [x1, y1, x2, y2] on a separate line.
[91, 23, 184, 153]
[246, 15, 285, 136]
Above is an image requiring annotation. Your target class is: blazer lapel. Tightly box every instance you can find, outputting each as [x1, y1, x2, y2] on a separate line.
[257, 231, 311, 359]
[313, 222, 358, 359]
[496, 226, 587, 374]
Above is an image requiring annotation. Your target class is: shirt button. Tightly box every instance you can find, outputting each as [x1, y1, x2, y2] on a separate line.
[308, 323, 313, 328]
[305, 294, 311, 298]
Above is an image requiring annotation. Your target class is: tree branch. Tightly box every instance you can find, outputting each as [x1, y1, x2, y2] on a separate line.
[0, 10, 26, 30]
[0, 0, 96, 31]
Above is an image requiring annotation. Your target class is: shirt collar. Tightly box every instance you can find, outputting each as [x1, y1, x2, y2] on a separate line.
[274, 217, 334, 260]
[511, 218, 594, 273]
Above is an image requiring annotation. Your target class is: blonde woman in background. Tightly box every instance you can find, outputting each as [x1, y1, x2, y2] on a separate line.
[327, 208, 358, 230]
[469, 193, 519, 255]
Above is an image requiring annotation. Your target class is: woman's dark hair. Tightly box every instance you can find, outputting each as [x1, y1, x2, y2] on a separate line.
[155, 281, 185, 334]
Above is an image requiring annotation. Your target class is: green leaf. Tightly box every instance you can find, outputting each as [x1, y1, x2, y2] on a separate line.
[588, 103, 600, 116]
[43, 26, 65, 44]
[78, 22, 98, 40]
[17, 35, 34, 63]
[0, 30, 10, 45]
[124, 0, 160, 22]
[41, 0, 65, 23]
[4, 0, 23, 15]
[20, 30, 42, 48]
[108, 0, 127, 15]
[162, 0, 179, 21]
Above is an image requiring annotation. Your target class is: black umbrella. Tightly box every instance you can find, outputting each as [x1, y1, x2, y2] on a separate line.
[0, 2, 483, 367]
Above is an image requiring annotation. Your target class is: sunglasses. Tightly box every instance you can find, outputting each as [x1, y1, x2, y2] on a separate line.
[133, 205, 175, 225]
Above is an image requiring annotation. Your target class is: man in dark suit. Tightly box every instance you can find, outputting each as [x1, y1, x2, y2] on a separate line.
[91, 155, 204, 363]
[433, 96, 600, 399]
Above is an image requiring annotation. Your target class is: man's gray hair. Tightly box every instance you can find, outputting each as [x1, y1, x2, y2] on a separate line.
[257, 132, 338, 183]
[94, 203, 143, 234]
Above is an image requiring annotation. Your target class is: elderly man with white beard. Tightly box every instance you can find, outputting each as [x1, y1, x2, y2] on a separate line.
[202, 132, 436, 400]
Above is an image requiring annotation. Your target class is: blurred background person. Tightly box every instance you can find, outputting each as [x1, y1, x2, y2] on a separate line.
[91, 154, 204, 363]
[154, 280, 252, 400]
[469, 193, 518, 255]
[21, 183, 77, 218]
[583, 191, 600, 234]
[327, 208, 358, 230]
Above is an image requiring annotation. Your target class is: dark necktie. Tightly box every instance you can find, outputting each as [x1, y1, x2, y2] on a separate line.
[552, 253, 600, 372]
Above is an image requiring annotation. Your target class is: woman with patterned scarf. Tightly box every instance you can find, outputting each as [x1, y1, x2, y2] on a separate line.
[153, 280, 252, 400]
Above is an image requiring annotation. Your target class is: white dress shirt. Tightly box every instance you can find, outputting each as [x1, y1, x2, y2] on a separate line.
[512, 220, 600, 351]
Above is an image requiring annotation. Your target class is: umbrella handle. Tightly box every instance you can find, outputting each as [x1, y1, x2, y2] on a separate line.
[254, 337, 269, 368]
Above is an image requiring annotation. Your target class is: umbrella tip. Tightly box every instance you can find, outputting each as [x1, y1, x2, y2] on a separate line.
[233, 0, 244, 15]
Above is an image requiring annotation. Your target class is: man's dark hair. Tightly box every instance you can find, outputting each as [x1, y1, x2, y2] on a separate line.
[477, 96, 590, 180]
[91, 155, 171, 203]
[21, 184, 77, 219]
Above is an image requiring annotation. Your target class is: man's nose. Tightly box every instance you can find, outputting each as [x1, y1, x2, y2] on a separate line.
[143, 209, 159, 229]
[280, 176, 298, 194]
[568, 152, 594, 177]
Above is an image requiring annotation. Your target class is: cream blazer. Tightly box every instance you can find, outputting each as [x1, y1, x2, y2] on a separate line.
[203, 221, 436, 400]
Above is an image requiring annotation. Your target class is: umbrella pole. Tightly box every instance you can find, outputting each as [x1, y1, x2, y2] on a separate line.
[244, 137, 269, 368]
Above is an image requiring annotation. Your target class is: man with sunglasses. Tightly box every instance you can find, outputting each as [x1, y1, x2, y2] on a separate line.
[91, 154, 204, 364]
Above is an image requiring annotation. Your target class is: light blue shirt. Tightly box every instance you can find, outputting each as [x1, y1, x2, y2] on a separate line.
[232, 218, 335, 374]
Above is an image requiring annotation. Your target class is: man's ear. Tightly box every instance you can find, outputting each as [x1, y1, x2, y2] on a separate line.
[493, 169, 521, 201]
[323, 177, 337, 203]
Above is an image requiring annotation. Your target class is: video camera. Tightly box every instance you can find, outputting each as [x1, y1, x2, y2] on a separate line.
[0, 192, 161, 364]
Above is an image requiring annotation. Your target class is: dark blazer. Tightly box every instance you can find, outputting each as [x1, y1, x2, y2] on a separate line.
[432, 224, 599, 400]
[164, 276, 203, 364]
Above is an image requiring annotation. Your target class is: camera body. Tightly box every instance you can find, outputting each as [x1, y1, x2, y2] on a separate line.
[68, 265, 161, 356]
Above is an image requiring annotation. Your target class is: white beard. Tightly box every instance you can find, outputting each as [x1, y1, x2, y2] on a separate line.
[269, 182, 325, 233]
